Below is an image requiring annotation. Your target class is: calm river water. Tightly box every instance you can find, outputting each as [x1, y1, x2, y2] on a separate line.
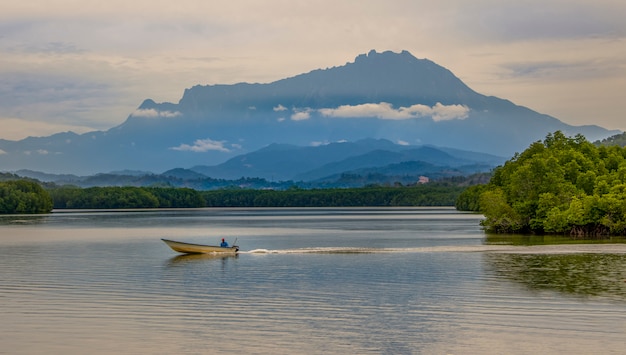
[1, 207, 626, 354]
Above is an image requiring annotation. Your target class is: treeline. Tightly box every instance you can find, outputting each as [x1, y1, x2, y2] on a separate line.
[1, 173, 472, 213]
[47, 183, 465, 209]
[457, 131, 626, 237]
[0, 179, 53, 213]
[50, 186, 205, 209]
[203, 184, 464, 207]
[595, 132, 626, 147]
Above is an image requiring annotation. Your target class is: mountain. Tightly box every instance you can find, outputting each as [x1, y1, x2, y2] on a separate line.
[14, 139, 504, 188]
[189, 138, 505, 181]
[190, 138, 402, 180]
[0, 50, 620, 175]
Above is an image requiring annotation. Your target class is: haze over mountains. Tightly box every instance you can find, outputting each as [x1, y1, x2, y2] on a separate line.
[14, 138, 504, 189]
[0, 50, 619, 176]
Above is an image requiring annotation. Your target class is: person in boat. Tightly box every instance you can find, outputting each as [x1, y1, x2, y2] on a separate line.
[220, 238, 229, 247]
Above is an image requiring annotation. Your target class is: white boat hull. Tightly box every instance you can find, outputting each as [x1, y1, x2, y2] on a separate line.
[161, 238, 239, 254]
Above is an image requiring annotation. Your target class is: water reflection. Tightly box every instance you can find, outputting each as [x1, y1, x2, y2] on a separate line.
[485, 234, 626, 246]
[0, 214, 51, 225]
[484, 252, 626, 301]
[3, 208, 626, 354]
[167, 253, 239, 266]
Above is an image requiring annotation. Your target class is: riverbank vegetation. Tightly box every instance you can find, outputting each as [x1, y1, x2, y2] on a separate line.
[202, 184, 464, 207]
[1, 170, 483, 213]
[0, 178, 53, 213]
[457, 131, 626, 237]
[48, 183, 465, 209]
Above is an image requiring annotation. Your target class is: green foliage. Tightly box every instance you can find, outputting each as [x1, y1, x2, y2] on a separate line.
[595, 132, 626, 147]
[47, 184, 465, 209]
[144, 187, 204, 208]
[203, 184, 464, 207]
[474, 131, 626, 236]
[455, 184, 487, 211]
[49, 186, 204, 209]
[0, 180, 53, 214]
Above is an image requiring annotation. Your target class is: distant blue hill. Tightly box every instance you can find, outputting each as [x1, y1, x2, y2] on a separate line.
[0, 49, 619, 175]
[190, 138, 506, 181]
[14, 139, 505, 188]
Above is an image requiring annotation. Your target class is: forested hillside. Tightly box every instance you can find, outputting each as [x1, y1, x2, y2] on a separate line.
[595, 132, 626, 147]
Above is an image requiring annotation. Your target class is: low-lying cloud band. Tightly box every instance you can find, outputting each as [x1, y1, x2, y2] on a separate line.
[318, 102, 470, 121]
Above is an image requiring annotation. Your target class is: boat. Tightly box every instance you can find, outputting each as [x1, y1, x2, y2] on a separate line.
[161, 238, 239, 254]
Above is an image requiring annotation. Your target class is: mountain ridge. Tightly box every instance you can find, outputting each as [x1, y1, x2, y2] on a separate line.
[14, 139, 505, 188]
[0, 49, 620, 175]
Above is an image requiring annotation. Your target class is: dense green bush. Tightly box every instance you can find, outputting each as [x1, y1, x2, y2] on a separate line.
[0, 180, 53, 214]
[466, 131, 626, 236]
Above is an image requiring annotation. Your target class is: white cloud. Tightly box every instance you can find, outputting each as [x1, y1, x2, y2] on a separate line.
[430, 103, 471, 121]
[318, 102, 469, 121]
[170, 138, 230, 152]
[273, 104, 287, 111]
[311, 139, 346, 147]
[291, 109, 311, 121]
[131, 108, 182, 118]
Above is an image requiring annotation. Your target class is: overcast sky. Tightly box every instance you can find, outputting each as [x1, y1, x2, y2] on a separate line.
[1, 0, 624, 140]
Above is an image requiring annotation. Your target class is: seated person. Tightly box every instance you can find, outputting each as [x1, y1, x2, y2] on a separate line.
[220, 238, 229, 247]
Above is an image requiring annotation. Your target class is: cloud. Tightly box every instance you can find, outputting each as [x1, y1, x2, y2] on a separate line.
[291, 109, 311, 121]
[131, 108, 182, 118]
[0, 70, 125, 134]
[311, 139, 347, 147]
[273, 104, 287, 111]
[310, 141, 328, 147]
[1, 0, 625, 137]
[19, 41, 86, 55]
[429, 103, 471, 121]
[170, 138, 230, 152]
[318, 102, 469, 121]
[468, 3, 626, 42]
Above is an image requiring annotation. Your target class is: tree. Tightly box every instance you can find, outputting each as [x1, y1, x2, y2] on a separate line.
[0, 180, 53, 214]
[471, 131, 626, 237]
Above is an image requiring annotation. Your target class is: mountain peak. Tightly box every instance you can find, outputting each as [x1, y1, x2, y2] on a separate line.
[355, 49, 417, 62]
[351, 49, 436, 69]
[354, 49, 415, 62]
[0, 50, 618, 175]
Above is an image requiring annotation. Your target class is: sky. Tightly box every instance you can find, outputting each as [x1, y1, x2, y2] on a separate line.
[1, 0, 625, 141]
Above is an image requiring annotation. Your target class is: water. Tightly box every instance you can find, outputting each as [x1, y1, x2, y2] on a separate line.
[1, 208, 626, 354]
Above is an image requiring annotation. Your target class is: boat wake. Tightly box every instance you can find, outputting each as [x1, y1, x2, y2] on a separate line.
[244, 247, 381, 254]
[241, 244, 626, 255]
